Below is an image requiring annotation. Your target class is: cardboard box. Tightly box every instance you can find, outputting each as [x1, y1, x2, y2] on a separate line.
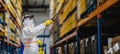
[5, 13, 10, 25]
[60, 12, 76, 37]
[78, 0, 87, 15]
[11, 0, 17, 8]
[103, 46, 108, 54]
[16, 29, 20, 36]
[0, 11, 5, 22]
[9, 19, 16, 31]
[113, 41, 120, 54]
[68, 42, 76, 54]
[112, 36, 120, 54]
[0, 32, 4, 36]
[16, 1, 22, 13]
[80, 39, 85, 54]
[56, 45, 65, 54]
[10, 33, 15, 41]
[16, 9, 22, 18]
[17, 0, 22, 5]
[56, 0, 65, 13]
[4, 0, 17, 18]
[16, 16, 21, 27]
[112, 36, 120, 46]
[4, 26, 8, 37]
[16, 36, 20, 45]
[59, 0, 77, 25]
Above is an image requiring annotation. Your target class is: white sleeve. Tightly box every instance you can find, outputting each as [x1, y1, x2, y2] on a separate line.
[22, 23, 46, 38]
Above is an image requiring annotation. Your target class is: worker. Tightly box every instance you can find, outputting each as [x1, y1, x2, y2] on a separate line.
[20, 14, 53, 54]
[37, 39, 44, 54]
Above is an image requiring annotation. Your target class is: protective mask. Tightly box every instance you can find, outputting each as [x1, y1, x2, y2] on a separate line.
[23, 18, 35, 27]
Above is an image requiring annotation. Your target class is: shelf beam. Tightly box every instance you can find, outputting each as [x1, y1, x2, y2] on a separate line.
[4, 39, 20, 48]
[54, 31, 77, 46]
[0, 38, 20, 48]
[77, 0, 119, 27]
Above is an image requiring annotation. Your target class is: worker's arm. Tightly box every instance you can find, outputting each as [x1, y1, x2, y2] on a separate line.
[22, 20, 53, 38]
[27, 23, 46, 37]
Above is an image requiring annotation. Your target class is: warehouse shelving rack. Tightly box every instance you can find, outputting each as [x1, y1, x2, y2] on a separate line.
[51, 0, 120, 54]
[0, 0, 21, 30]
[0, 0, 21, 54]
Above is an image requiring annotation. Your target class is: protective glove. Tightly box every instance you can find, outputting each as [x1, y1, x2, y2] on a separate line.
[43, 20, 53, 26]
[38, 48, 44, 54]
[37, 39, 43, 46]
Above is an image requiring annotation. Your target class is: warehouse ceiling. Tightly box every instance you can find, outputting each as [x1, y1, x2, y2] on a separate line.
[23, 0, 50, 11]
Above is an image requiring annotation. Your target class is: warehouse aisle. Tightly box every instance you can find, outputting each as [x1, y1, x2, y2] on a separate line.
[0, 0, 120, 54]
[24, 11, 52, 54]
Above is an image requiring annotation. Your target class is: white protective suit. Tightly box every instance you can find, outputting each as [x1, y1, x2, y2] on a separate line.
[20, 18, 46, 54]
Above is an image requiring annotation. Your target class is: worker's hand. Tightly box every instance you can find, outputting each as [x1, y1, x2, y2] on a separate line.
[37, 39, 43, 46]
[44, 20, 53, 26]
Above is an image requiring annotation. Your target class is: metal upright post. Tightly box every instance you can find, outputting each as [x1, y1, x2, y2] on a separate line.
[53, 46, 55, 54]
[97, 14, 102, 54]
[76, 33, 80, 54]
[76, 6, 80, 54]
[66, 41, 68, 54]
[0, 41, 1, 53]
[2, 37, 5, 54]
[10, 45, 12, 54]
[6, 43, 9, 54]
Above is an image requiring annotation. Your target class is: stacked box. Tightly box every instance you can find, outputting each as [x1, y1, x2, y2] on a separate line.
[16, 29, 20, 36]
[113, 41, 120, 54]
[16, 9, 22, 18]
[112, 36, 120, 46]
[5, 12, 10, 25]
[10, 0, 22, 18]
[0, 0, 22, 46]
[0, 32, 3, 36]
[50, 0, 56, 18]
[16, 0, 22, 13]
[60, 12, 76, 37]
[59, 45, 65, 54]
[55, 0, 65, 13]
[80, 39, 85, 54]
[50, 0, 57, 18]
[10, 33, 15, 41]
[16, 36, 20, 45]
[16, 16, 21, 27]
[9, 19, 16, 32]
[103, 46, 108, 54]
[4, 13, 10, 38]
[4, 26, 8, 37]
[20, 0, 23, 5]
[11, 0, 17, 8]
[59, 0, 77, 25]
[0, 11, 5, 22]
[77, 0, 87, 16]
[0, 11, 7, 37]
[4, 0, 17, 18]
[79, 0, 97, 18]
[68, 42, 76, 54]
[17, 0, 22, 5]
